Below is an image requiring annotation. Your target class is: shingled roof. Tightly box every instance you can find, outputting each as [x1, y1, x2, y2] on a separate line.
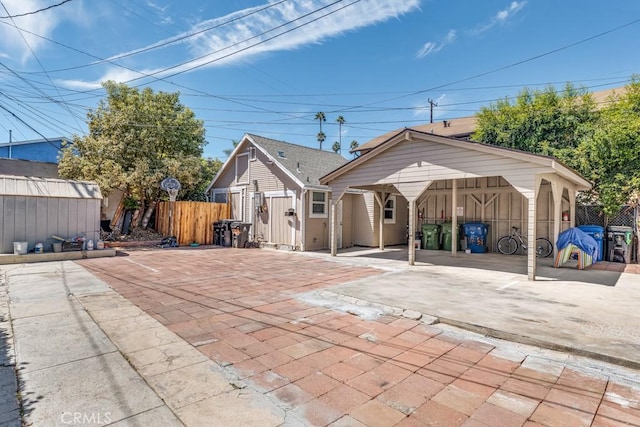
[247, 134, 348, 186]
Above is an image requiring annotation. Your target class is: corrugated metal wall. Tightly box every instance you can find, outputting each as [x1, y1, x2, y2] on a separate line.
[0, 176, 101, 254]
[1, 195, 101, 253]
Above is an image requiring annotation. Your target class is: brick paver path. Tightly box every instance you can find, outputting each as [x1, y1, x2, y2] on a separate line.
[79, 248, 640, 426]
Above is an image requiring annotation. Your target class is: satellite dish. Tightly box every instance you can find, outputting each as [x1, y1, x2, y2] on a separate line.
[160, 177, 181, 191]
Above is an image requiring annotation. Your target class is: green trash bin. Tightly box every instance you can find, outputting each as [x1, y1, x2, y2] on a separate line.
[440, 222, 459, 251]
[421, 224, 441, 250]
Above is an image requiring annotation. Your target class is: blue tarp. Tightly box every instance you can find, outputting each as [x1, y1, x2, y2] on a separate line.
[556, 228, 599, 261]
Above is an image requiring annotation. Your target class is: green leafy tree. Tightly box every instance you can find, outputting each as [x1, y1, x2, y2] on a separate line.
[473, 84, 598, 157]
[570, 79, 640, 215]
[336, 115, 345, 154]
[315, 111, 326, 149]
[59, 81, 207, 227]
[180, 157, 224, 201]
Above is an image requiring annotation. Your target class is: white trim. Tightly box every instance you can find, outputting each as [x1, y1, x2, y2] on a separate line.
[263, 189, 296, 198]
[384, 195, 396, 224]
[309, 190, 328, 218]
[235, 152, 249, 185]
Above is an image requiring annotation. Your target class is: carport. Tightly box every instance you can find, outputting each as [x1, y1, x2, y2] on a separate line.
[320, 129, 591, 280]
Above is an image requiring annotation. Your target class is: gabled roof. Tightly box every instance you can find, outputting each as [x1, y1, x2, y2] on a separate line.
[247, 134, 347, 186]
[355, 116, 476, 154]
[322, 128, 591, 191]
[206, 133, 348, 193]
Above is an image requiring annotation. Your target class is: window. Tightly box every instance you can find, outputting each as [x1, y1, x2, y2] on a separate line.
[212, 192, 228, 203]
[310, 191, 327, 218]
[384, 196, 396, 224]
[249, 146, 256, 161]
[235, 153, 249, 184]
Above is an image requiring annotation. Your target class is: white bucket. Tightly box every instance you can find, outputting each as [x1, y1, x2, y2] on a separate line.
[13, 242, 28, 255]
[53, 242, 62, 253]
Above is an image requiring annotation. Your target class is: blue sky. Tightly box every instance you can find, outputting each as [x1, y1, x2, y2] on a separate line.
[1, 0, 639, 160]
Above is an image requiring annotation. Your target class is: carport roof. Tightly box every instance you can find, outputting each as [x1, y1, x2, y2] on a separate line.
[321, 128, 591, 191]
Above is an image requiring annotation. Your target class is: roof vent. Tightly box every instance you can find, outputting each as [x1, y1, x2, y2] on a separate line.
[277, 150, 286, 158]
[296, 162, 301, 173]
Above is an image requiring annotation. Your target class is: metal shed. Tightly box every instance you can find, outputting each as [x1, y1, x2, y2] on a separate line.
[0, 175, 102, 254]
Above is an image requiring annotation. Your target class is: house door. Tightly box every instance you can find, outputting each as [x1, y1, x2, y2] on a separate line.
[268, 196, 294, 245]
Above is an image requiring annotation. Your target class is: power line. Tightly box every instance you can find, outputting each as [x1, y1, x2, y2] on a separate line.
[0, 0, 73, 19]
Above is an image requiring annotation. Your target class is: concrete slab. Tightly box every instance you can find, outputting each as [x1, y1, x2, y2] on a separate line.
[20, 352, 164, 426]
[175, 389, 285, 427]
[319, 248, 640, 368]
[0, 249, 117, 265]
[98, 315, 181, 354]
[145, 361, 235, 410]
[127, 341, 209, 377]
[12, 310, 116, 372]
[108, 406, 182, 426]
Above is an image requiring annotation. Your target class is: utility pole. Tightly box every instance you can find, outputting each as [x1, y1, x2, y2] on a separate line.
[428, 99, 437, 123]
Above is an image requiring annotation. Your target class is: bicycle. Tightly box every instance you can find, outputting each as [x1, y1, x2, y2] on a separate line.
[497, 226, 553, 257]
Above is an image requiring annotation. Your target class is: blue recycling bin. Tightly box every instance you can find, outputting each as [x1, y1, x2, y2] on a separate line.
[576, 225, 604, 262]
[464, 222, 489, 253]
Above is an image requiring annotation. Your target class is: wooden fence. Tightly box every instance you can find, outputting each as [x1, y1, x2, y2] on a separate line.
[156, 201, 231, 245]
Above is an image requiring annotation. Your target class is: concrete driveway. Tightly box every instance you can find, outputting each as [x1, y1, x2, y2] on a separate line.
[308, 247, 640, 369]
[3, 246, 640, 426]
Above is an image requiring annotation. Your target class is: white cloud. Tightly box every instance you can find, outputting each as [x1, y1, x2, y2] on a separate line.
[472, 1, 526, 35]
[0, 0, 86, 64]
[416, 29, 456, 58]
[67, 0, 421, 88]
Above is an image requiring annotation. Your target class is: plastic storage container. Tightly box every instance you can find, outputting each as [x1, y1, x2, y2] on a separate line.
[13, 241, 28, 255]
[464, 222, 489, 253]
[421, 224, 441, 250]
[576, 225, 604, 261]
[606, 225, 633, 263]
[440, 222, 460, 251]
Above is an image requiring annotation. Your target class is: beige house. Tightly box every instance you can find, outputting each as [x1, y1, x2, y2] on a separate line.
[205, 134, 348, 251]
[321, 129, 591, 280]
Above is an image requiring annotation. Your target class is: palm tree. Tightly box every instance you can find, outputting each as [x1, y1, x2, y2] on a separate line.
[222, 140, 239, 157]
[317, 132, 326, 150]
[332, 141, 340, 153]
[350, 140, 360, 158]
[315, 112, 326, 149]
[335, 115, 345, 154]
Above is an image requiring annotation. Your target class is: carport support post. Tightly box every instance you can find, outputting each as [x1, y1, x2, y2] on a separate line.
[451, 179, 458, 256]
[408, 198, 416, 265]
[551, 180, 562, 259]
[330, 200, 337, 256]
[374, 192, 385, 250]
[526, 176, 542, 281]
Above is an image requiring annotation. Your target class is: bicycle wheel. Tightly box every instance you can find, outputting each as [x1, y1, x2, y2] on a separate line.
[535, 238, 553, 257]
[497, 236, 518, 255]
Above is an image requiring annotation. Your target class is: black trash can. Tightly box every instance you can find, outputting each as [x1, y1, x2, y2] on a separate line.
[213, 219, 234, 247]
[606, 225, 633, 263]
[231, 222, 251, 248]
